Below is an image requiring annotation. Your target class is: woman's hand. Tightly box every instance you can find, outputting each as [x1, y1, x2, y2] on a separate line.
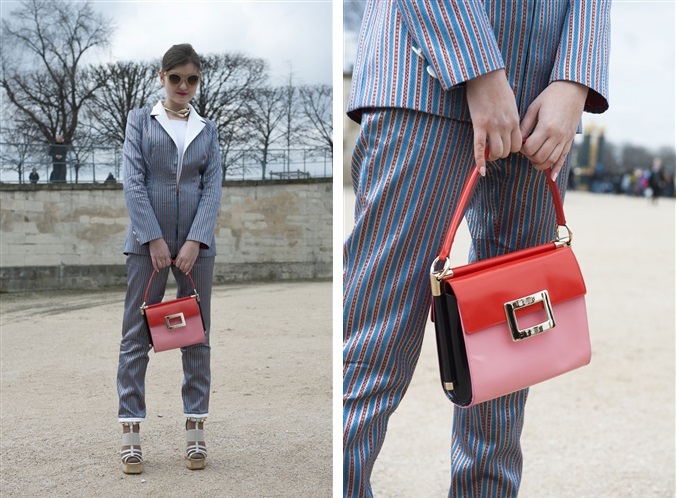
[149, 238, 172, 272]
[520, 80, 589, 180]
[465, 69, 522, 176]
[174, 240, 201, 274]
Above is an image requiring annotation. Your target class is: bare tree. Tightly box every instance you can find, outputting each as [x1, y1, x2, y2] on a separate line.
[244, 86, 287, 180]
[280, 71, 301, 173]
[0, 122, 43, 183]
[193, 53, 267, 134]
[87, 60, 161, 146]
[621, 144, 655, 173]
[599, 140, 619, 174]
[1, 0, 113, 147]
[191, 53, 268, 180]
[655, 146, 676, 175]
[298, 83, 333, 153]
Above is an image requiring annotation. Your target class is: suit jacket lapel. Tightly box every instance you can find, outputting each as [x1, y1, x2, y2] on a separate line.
[185, 104, 206, 151]
[151, 100, 177, 147]
[150, 101, 206, 154]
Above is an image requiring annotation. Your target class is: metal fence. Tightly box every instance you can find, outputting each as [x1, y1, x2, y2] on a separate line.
[0, 143, 333, 184]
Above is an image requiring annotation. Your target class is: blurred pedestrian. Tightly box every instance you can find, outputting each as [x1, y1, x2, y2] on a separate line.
[649, 158, 667, 204]
[48, 136, 67, 183]
[104, 172, 116, 184]
[29, 167, 39, 184]
[620, 169, 633, 195]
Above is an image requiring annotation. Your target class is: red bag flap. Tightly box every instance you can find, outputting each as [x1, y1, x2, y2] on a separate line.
[446, 245, 586, 334]
[144, 295, 201, 328]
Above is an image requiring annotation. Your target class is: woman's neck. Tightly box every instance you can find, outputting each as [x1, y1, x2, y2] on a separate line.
[163, 100, 189, 120]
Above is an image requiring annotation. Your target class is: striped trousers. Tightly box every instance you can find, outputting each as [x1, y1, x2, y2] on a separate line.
[343, 109, 568, 497]
[117, 254, 215, 422]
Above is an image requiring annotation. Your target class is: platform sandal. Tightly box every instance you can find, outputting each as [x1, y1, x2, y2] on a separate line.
[121, 422, 143, 474]
[185, 417, 207, 470]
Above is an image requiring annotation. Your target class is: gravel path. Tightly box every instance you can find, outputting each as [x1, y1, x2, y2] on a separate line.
[1, 281, 332, 497]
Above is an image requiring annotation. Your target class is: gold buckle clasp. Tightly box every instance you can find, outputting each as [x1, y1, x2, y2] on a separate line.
[165, 312, 186, 330]
[504, 290, 555, 341]
[430, 257, 454, 297]
[554, 224, 573, 247]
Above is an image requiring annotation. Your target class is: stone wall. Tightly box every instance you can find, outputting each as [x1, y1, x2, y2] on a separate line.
[0, 179, 332, 291]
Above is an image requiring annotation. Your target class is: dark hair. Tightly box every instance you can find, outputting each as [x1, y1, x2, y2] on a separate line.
[161, 43, 201, 72]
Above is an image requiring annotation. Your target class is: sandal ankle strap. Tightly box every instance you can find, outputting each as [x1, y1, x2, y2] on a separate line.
[186, 428, 204, 441]
[122, 432, 141, 446]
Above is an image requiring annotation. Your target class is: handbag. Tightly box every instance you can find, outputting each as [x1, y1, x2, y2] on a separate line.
[140, 269, 206, 353]
[430, 168, 591, 407]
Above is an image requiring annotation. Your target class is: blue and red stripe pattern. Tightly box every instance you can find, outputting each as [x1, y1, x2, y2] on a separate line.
[347, 0, 610, 123]
[550, 1, 611, 113]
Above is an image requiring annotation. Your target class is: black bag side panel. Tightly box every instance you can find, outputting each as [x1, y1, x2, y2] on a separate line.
[432, 284, 473, 406]
[142, 314, 154, 348]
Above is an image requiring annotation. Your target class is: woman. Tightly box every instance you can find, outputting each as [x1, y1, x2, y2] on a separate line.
[117, 43, 222, 474]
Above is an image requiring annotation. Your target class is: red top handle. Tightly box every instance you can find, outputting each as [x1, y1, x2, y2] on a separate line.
[142, 262, 197, 305]
[436, 157, 567, 262]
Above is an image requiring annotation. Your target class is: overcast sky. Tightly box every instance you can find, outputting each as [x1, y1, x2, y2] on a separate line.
[589, 1, 675, 151]
[90, 0, 332, 86]
[344, 1, 675, 151]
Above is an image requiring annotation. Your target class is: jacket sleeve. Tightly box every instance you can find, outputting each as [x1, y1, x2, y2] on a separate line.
[394, 0, 505, 89]
[550, 0, 611, 113]
[122, 110, 164, 246]
[186, 122, 223, 248]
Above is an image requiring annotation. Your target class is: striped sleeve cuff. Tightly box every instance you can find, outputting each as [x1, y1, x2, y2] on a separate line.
[397, 0, 505, 89]
[550, 0, 611, 114]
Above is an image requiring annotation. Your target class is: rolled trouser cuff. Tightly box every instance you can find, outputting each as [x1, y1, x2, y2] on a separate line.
[119, 417, 144, 423]
[184, 413, 208, 419]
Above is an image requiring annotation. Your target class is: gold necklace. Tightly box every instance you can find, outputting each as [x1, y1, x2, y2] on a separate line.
[164, 106, 190, 119]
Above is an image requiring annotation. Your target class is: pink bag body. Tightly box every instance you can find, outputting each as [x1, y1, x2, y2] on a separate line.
[140, 270, 206, 353]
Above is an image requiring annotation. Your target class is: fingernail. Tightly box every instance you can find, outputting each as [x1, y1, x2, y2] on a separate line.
[479, 166, 486, 177]
[551, 171, 558, 182]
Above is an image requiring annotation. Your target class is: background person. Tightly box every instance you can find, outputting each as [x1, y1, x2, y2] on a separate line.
[343, 1, 610, 496]
[117, 43, 222, 474]
[649, 158, 667, 204]
[29, 167, 39, 184]
[48, 136, 67, 183]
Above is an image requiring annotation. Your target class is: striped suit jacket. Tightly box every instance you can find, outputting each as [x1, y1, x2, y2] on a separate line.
[123, 101, 223, 257]
[347, 0, 610, 123]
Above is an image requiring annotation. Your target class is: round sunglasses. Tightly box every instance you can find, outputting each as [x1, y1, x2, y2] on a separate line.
[164, 71, 201, 87]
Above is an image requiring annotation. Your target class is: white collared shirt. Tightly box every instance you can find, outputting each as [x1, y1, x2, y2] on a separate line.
[150, 100, 207, 187]
[170, 119, 189, 158]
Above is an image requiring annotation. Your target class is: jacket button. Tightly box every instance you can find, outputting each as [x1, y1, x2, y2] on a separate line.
[426, 66, 438, 79]
[411, 45, 424, 58]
